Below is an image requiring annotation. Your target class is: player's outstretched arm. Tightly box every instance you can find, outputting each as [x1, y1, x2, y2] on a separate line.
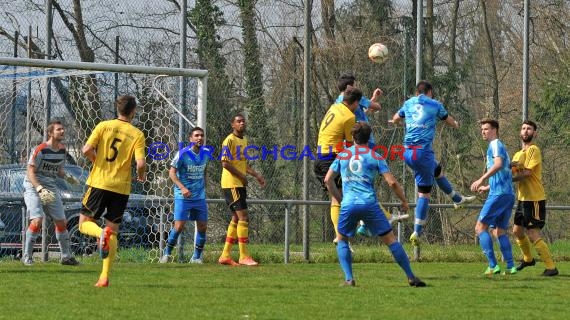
[390, 113, 404, 126]
[444, 115, 460, 128]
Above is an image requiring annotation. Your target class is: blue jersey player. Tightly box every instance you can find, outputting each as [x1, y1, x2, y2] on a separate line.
[470, 119, 516, 275]
[335, 74, 407, 236]
[324, 122, 426, 287]
[391, 80, 475, 247]
[160, 127, 210, 263]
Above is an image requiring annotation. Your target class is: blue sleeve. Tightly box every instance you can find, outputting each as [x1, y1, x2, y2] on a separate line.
[436, 102, 448, 120]
[359, 97, 371, 109]
[377, 158, 390, 174]
[397, 104, 406, 118]
[330, 158, 341, 173]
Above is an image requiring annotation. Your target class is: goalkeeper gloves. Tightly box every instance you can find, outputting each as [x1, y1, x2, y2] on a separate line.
[36, 185, 56, 205]
[64, 173, 80, 185]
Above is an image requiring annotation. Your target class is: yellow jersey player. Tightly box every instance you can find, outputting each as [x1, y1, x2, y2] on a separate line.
[314, 87, 361, 242]
[511, 120, 558, 276]
[78, 95, 146, 287]
[218, 114, 265, 266]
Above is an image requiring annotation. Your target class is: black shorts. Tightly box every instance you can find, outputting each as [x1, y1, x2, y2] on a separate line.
[81, 186, 130, 224]
[222, 187, 248, 212]
[514, 200, 546, 229]
[313, 154, 341, 191]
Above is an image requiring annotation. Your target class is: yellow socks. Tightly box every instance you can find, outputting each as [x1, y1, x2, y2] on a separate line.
[79, 221, 102, 238]
[100, 233, 117, 280]
[515, 235, 533, 262]
[534, 238, 556, 269]
[237, 221, 250, 259]
[330, 204, 340, 239]
[221, 221, 238, 258]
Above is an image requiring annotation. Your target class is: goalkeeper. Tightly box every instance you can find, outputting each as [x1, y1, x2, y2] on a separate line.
[22, 120, 80, 266]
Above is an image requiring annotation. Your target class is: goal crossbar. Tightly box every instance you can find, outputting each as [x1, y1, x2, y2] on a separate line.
[0, 57, 208, 77]
[0, 57, 208, 131]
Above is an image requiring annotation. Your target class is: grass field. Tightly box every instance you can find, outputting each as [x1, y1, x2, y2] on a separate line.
[1, 258, 568, 320]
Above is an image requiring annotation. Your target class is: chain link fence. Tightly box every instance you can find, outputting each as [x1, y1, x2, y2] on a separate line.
[1, 0, 569, 263]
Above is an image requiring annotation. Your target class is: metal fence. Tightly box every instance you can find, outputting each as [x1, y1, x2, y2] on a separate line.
[2, 192, 570, 263]
[0, 0, 569, 262]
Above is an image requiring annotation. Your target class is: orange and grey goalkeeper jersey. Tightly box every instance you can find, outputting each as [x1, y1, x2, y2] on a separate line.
[85, 119, 145, 195]
[24, 142, 66, 189]
[512, 144, 545, 201]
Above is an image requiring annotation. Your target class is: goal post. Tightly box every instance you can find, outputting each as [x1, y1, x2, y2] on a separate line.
[0, 57, 207, 261]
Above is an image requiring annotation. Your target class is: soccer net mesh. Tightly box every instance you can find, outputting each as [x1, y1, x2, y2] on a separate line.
[0, 61, 205, 262]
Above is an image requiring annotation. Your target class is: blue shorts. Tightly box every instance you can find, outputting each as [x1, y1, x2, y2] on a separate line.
[404, 148, 437, 187]
[173, 199, 208, 222]
[338, 203, 392, 238]
[479, 194, 515, 230]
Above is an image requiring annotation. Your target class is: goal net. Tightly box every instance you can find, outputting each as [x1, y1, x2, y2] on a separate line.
[0, 57, 206, 262]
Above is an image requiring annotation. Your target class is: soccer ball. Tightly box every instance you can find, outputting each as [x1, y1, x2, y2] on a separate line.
[368, 43, 389, 64]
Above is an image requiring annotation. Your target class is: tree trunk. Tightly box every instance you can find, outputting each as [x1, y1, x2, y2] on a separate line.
[321, 0, 335, 42]
[479, 0, 500, 118]
[425, 0, 434, 76]
[449, 0, 460, 68]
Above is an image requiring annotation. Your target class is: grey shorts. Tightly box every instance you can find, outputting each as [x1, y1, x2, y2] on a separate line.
[23, 181, 65, 221]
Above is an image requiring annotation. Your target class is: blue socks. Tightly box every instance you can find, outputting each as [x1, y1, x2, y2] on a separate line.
[414, 197, 429, 235]
[389, 242, 415, 279]
[478, 230, 497, 267]
[436, 176, 462, 203]
[164, 229, 180, 256]
[498, 234, 514, 269]
[337, 239, 353, 281]
[193, 231, 206, 259]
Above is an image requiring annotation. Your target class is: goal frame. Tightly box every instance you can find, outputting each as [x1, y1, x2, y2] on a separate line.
[0, 57, 208, 134]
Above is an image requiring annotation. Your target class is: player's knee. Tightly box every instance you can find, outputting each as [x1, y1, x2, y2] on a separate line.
[54, 223, 67, 233]
[30, 218, 42, 229]
[418, 185, 432, 193]
[434, 164, 442, 178]
[28, 219, 41, 232]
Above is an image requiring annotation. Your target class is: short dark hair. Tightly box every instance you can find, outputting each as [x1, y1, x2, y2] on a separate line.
[479, 118, 499, 130]
[416, 80, 433, 95]
[47, 120, 63, 137]
[522, 120, 537, 130]
[190, 127, 204, 136]
[232, 113, 245, 123]
[337, 73, 356, 92]
[342, 87, 363, 105]
[115, 95, 137, 116]
[352, 121, 371, 145]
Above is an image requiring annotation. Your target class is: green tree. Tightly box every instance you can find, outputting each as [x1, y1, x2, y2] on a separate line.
[190, 0, 235, 197]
